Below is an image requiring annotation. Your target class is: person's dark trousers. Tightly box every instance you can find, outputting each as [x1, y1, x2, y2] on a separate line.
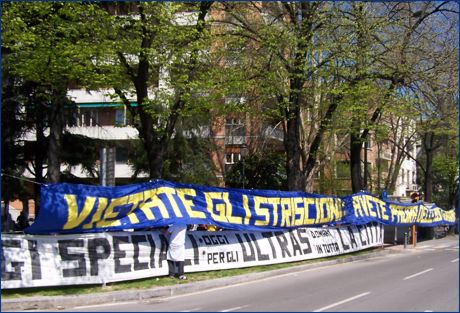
[177, 261, 185, 277]
[167, 260, 176, 277]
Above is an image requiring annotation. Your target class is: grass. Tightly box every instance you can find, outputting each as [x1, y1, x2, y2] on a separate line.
[2, 247, 383, 299]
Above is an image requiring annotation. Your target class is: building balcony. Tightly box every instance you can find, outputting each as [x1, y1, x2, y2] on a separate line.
[378, 151, 392, 161]
[67, 125, 139, 140]
[225, 136, 246, 145]
[263, 126, 284, 141]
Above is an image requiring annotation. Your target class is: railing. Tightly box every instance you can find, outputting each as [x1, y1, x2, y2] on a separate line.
[225, 136, 246, 145]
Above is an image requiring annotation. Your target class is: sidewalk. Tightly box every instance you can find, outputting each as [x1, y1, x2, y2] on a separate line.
[2, 242, 414, 312]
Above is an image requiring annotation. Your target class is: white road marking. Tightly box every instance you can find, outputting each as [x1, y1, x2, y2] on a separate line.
[72, 301, 137, 309]
[446, 248, 459, 251]
[313, 292, 371, 312]
[403, 268, 433, 280]
[424, 310, 433, 312]
[451, 258, 459, 263]
[180, 309, 202, 312]
[160, 264, 339, 301]
[418, 245, 433, 249]
[437, 245, 449, 249]
[220, 305, 248, 312]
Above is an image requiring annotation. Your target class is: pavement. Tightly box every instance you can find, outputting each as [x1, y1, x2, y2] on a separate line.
[2, 237, 457, 312]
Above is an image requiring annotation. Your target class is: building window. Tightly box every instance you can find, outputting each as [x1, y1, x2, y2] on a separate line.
[365, 136, 372, 149]
[402, 169, 405, 184]
[225, 152, 241, 165]
[116, 147, 128, 164]
[225, 152, 241, 173]
[225, 118, 246, 145]
[77, 110, 98, 127]
[412, 171, 416, 184]
[115, 109, 125, 126]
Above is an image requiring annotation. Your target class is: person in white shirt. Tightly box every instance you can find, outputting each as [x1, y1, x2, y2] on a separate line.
[165, 223, 188, 280]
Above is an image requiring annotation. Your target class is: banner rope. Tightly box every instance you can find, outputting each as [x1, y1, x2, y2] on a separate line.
[1, 173, 47, 186]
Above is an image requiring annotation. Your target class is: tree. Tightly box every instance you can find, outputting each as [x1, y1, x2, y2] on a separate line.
[407, 2, 458, 202]
[225, 151, 287, 190]
[92, 2, 215, 180]
[338, 2, 458, 193]
[2, 3, 115, 214]
[127, 117, 219, 186]
[216, 2, 348, 192]
[415, 69, 458, 203]
[2, 2, 104, 184]
[1, 62, 29, 222]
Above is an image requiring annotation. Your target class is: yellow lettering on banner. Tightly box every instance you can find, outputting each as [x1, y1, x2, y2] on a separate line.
[390, 204, 417, 224]
[353, 196, 367, 218]
[365, 196, 378, 218]
[407, 206, 418, 224]
[125, 192, 144, 224]
[417, 205, 443, 224]
[303, 198, 316, 225]
[96, 196, 127, 227]
[225, 193, 242, 225]
[379, 200, 389, 221]
[83, 197, 108, 229]
[204, 191, 243, 224]
[63, 195, 96, 229]
[315, 198, 325, 223]
[177, 188, 204, 219]
[157, 187, 182, 218]
[280, 198, 292, 227]
[443, 210, 456, 223]
[434, 209, 442, 222]
[139, 189, 170, 220]
[417, 206, 426, 223]
[254, 196, 279, 226]
[271, 198, 279, 226]
[316, 198, 335, 224]
[292, 198, 305, 226]
[329, 198, 343, 222]
[242, 195, 251, 225]
[205, 192, 230, 223]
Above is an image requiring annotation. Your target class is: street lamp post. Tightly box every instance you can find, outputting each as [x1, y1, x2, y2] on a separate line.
[363, 136, 368, 191]
[240, 144, 248, 189]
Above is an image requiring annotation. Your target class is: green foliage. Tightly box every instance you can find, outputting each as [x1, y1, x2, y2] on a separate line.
[225, 152, 287, 190]
[163, 128, 218, 186]
[60, 133, 106, 179]
[3, 2, 104, 87]
[127, 124, 218, 186]
[431, 149, 459, 210]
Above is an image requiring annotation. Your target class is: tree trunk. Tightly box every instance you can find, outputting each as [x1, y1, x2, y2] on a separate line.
[423, 131, 434, 202]
[34, 104, 47, 216]
[118, 2, 213, 180]
[285, 112, 304, 191]
[47, 95, 64, 184]
[350, 131, 363, 193]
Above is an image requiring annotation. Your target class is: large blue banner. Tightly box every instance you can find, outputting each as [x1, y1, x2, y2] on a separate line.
[25, 180, 455, 234]
[342, 192, 456, 227]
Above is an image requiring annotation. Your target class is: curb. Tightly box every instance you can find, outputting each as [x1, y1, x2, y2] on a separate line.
[2, 247, 402, 311]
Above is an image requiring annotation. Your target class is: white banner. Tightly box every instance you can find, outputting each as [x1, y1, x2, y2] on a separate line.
[1, 223, 383, 289]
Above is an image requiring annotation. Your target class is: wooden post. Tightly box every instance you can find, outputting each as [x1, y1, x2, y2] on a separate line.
[412, 225, 416, 247]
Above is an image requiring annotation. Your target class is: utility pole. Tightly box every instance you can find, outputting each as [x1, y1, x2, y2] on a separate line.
[240, 143, 248, 189]
[100, 147, 115, 186]
[363, 136, 368, 191]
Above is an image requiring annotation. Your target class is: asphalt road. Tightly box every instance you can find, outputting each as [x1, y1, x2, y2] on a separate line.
[62, 236, 458, 312]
